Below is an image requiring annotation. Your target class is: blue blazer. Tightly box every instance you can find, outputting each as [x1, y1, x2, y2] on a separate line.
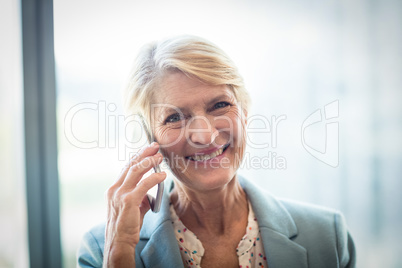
[78, 176, 356, 268]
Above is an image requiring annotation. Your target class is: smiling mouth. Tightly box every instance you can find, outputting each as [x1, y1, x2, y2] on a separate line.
[186, 144, 230, 162]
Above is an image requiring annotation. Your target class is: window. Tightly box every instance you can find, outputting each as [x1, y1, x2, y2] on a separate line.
[0, 0, 29, 267]
[53, 1, 402, 267]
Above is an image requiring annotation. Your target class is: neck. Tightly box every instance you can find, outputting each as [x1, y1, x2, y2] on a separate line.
[170, 176, 248, 236]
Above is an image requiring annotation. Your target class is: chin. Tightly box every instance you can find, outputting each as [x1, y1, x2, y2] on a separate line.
[179, 168, 237, 192]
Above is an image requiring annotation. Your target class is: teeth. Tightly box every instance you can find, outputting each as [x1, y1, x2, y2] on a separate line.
[189, 147, 224, 161]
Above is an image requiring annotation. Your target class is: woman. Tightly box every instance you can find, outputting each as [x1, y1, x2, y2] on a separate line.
[78, 35, 356, 268]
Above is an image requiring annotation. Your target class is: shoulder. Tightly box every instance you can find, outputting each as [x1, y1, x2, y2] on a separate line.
[240, 176, 356, 267]
[278, 199, 356, 267]
[240, 176, 353, 246]
[280, 198, 342, 230]
[77, 222, 106, 268]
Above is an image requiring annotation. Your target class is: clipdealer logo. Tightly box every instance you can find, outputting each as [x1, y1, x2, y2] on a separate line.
[63, 100, 339, 168]
[301, 100, 339, 167]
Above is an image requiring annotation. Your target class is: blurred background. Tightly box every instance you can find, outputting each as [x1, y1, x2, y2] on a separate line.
[1, 0, 401, 267]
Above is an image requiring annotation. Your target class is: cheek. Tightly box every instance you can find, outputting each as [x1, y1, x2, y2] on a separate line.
[216, 108, 246, 143]
[154, 127, 185, 155]
[154, 128, 189, 178]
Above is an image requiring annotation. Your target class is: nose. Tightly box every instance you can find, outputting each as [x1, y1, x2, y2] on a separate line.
[186, 115, 219, 146]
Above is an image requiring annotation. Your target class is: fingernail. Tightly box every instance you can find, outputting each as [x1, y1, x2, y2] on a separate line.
[151, 142, 158, 147]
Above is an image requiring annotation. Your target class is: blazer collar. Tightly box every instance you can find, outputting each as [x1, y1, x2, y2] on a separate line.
[239, 176, 308, 268]
[139, 176, 308, 268]
[238, 176, 297, 236]
[139, 178, 183, 267]
[139, 182, 172, 239]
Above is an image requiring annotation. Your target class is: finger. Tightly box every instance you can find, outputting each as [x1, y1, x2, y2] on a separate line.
[112, 142, 160, 188]
[130, 171, 167, 206]
[139, 195, 151, 216]
[120, 152, 163, 190]
[128, 142, 159, 167]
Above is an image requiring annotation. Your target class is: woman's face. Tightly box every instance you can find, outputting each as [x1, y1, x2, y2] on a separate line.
[152, 71, 247, 192]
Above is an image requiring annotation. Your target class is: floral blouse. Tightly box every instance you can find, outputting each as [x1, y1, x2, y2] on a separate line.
[169, 200, 268, 268]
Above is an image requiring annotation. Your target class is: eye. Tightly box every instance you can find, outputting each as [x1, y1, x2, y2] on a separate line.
[165, 113, 183, 124]
[213, 101, 230, 110]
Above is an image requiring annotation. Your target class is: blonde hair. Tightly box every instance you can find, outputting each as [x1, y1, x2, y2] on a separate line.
[124, 35, 250, 127]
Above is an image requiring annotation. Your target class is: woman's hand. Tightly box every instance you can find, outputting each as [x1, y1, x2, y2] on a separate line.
[103, 142, 166, 268]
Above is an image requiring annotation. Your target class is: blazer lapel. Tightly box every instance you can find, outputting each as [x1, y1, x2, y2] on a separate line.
[239, 176, 308, 268]
[139, 176, 307, 268]
[140, 221, 183, 268]
[259, 227, 308, 268]
[139, 178, 184, 268]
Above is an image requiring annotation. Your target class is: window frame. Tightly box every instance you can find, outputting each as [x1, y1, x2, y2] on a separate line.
[21, 0, 62, 267]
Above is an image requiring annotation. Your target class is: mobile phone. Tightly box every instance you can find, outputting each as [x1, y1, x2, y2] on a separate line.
[138, 115, 164, 213]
